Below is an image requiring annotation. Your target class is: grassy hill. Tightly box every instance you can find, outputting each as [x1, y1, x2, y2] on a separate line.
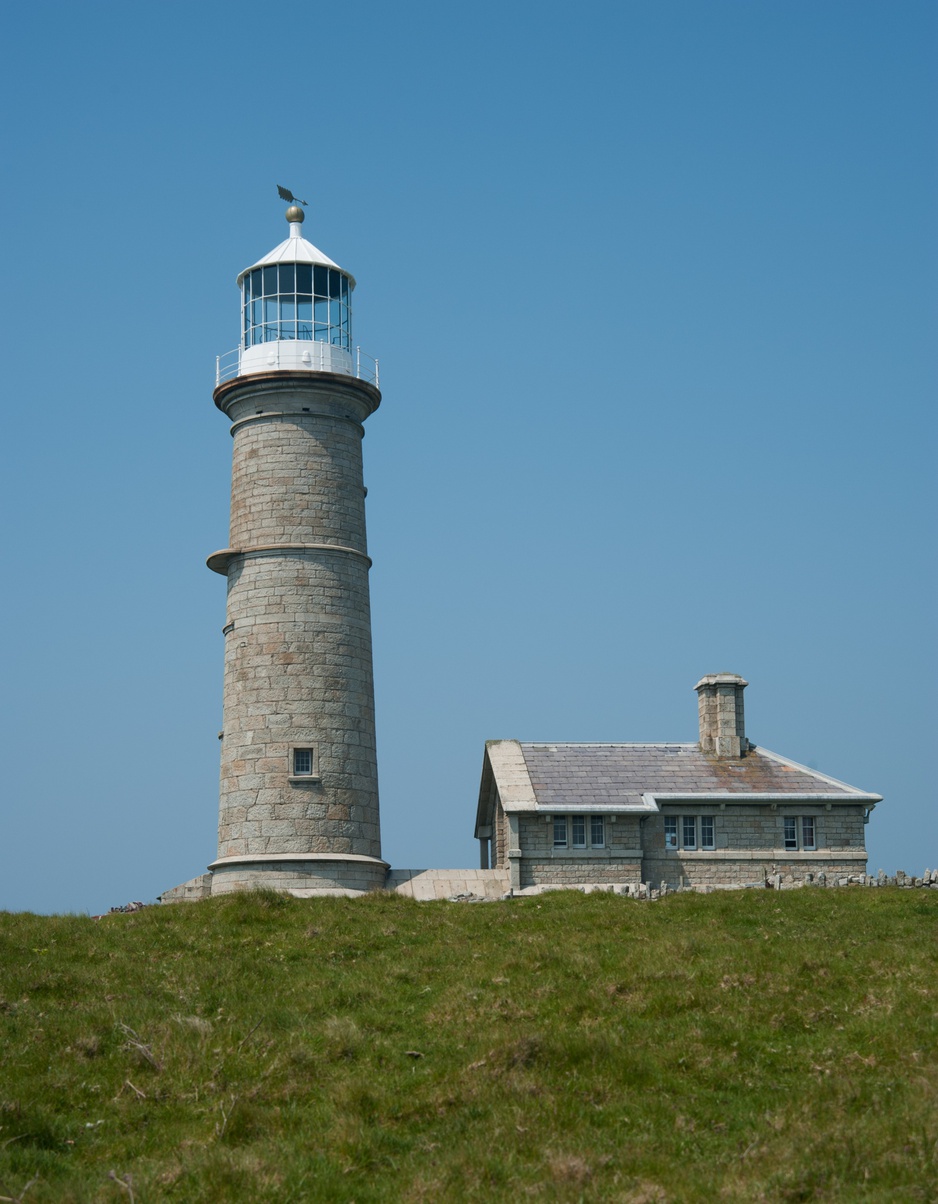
[0, 889, 935, 1202]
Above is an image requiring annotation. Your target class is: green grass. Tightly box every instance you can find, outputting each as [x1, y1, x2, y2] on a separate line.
[0, 889, 935, 1202]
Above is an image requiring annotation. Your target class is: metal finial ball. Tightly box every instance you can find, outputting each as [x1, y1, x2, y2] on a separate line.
[285, 205, 305, 224]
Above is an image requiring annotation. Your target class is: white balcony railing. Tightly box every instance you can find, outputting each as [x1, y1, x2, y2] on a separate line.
[215, 342, 379, 388]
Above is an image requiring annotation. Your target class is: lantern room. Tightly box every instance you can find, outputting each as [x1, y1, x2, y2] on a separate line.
[219, 205, 372, 382]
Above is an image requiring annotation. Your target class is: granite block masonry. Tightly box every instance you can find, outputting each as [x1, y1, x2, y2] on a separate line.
[207, 371, 386, 895]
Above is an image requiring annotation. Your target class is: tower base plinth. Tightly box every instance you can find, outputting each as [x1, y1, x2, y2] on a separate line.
[207, 854, 389, 897]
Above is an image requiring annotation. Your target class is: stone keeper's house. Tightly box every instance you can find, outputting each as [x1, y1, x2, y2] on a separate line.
[473, 674, 881, 893]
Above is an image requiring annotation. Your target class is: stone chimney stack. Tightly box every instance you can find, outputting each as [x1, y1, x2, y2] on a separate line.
[695, 673, 749, 757]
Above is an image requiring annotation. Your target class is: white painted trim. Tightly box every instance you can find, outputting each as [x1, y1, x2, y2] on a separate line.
[528, 801, 658, 814]
[646, 792, 880, 805]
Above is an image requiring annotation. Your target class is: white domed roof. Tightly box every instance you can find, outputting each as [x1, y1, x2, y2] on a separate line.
[236, 217, 356, 289]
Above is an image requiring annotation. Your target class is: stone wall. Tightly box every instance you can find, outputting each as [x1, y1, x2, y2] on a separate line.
[639, 805, 868, 887]
[516, 813, 642, 889]
[227, 410, 368, 552]
[218, 550, 380, 859]
[210, 857, 386, 896]
[212, 373, 383, 889]
[493, 798, 509, 870]
[159, 875, 212, 903]
[386, 868, 510, 900]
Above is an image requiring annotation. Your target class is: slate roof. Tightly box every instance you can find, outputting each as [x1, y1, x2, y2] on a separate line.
[518, 743, 876, 809]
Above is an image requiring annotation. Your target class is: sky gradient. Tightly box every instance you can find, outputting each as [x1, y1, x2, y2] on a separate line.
[1, 0, 935, 913]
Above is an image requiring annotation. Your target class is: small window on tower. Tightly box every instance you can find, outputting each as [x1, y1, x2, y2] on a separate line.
[291, 748, 317, 779]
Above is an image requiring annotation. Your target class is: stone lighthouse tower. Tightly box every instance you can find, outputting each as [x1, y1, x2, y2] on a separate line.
[206, 204, 386, 896]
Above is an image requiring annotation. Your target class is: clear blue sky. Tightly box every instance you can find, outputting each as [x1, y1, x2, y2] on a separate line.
[1, 0, 934, 913]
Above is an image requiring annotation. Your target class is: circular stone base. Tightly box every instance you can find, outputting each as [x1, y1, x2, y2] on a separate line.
[209, 857, 388, 897]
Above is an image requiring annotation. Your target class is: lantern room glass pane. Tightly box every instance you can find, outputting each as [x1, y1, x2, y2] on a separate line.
[297, 300, 312, 338]
[239, 262, 352, 348]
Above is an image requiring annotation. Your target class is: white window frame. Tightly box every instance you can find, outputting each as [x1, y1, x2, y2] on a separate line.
[782, 814, 818, 851]
[289, 746, 320, 782]
[551, 815, 606, 851]
[664, 814, 717, 851]
[700, 815, 715, 850]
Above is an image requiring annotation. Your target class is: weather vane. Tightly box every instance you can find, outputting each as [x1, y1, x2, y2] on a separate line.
[277, 185, 308, 206]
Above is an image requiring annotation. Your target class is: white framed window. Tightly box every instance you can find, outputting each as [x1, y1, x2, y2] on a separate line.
[700, 816, 715, 849]
[664, 814, 717, 851]
[551, 815, 606, 850]
[783, 815, 818, 851]
[289, 746, 319, 780]
[780, 813, 818, 852]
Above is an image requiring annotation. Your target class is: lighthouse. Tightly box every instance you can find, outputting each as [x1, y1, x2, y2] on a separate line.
[206, 204, 386, 896]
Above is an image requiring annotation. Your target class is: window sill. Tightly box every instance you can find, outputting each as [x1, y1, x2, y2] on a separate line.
[288, 775, 321, 785]
[548, 847, 612, 858]
[655, 848, 862, 861]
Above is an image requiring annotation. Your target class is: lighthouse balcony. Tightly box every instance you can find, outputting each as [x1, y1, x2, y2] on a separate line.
[216, 341, 379, 387]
